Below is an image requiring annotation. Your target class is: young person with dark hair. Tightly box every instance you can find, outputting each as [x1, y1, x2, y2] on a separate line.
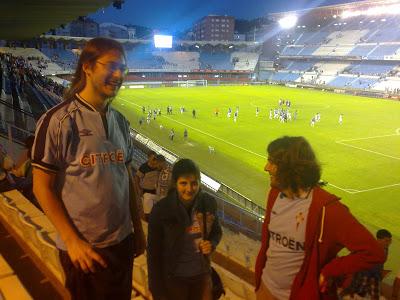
[255, 136, 385, 300]
[341, 229, 392, 299]
[134, 150, 159, 221]
[31, 37, 145, 300]
[147, 158, 222, 300]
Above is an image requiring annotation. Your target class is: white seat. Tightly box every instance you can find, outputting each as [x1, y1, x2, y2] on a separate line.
[1, 201, 23, 235]
[0, 255, 14, 279]
[0, 274, 33, 300]
[132, 262, 150, 298]
[213, 264, 247, 299]
[36, 231, 64, 283]
[30, 215, 56, 234]
[17, 214, 42, 257]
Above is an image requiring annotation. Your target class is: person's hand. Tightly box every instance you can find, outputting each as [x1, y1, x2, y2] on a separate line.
[319, 273, 328, 293]
[65, 237, 107, 273]
[199, 240, 212, 255]
[134, 229, 146, 257]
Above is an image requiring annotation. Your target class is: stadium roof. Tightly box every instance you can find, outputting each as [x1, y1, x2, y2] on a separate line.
[0, 0, 113, 40]
[269, 0, 400, 20]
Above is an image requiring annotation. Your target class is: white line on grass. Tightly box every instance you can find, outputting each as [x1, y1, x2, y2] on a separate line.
[117, 96, 266, 158]
[118, 96, 400, 194]
[351, 183, 400, 193]
[337, 132, 399, 143]
[336, 141, 400, 160]
[327, 183, 357, 194]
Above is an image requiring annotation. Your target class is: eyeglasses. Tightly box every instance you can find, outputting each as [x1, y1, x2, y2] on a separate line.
[96, 61, 129, 75]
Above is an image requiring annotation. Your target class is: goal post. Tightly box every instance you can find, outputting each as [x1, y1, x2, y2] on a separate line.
[172, 79, 208, 87]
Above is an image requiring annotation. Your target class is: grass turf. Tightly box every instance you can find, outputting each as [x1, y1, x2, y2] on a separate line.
[113, 84, 400, 278]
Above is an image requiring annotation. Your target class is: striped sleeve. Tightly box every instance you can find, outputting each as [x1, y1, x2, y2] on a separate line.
[31, 112, 63, 173]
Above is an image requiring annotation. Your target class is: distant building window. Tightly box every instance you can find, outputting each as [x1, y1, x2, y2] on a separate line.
[222, 24, 225, 27]
[216, 19, 220, 22]
[222, 19, 226, 22]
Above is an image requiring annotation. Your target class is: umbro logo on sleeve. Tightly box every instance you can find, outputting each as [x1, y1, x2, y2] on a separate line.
[79, 129, 93, 136]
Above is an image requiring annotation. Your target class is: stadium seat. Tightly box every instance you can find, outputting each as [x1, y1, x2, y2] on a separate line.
[132, 258, 150, 298]
[0, 274, 32, 300]
[35, 231, 64, 283]
[0, 255, 14, 279]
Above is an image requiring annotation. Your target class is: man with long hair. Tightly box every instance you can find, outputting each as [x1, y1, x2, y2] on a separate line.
[255, 136, 385, 300]
[31, 37, 145, 300]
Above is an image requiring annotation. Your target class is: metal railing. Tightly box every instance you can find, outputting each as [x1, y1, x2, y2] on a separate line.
[129, 128, 265, 239]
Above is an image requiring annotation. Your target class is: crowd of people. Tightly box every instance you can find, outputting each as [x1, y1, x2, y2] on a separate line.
[1, 37, 397, 300]
[0, 52, 65, 100]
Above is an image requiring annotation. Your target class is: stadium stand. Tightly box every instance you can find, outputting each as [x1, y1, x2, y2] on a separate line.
[39, 46, 78, 71]
[199, 51, 232, 70]
[154, 51, 200, 71]
[126, 44, 165, 70]
[345, 62, 396, 76]
[231, 52, 259, 71]
[260, 9, 400, 94]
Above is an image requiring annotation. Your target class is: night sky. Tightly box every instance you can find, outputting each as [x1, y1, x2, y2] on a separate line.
[90, 0, 360, 32]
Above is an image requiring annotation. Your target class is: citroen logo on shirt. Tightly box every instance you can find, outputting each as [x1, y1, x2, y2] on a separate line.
[79, 129, 93, 137]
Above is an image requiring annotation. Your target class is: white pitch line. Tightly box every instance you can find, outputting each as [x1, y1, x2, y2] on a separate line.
[336, 141, 400, 160]
[164, 117, 266, 158]
[351, 183, 400, 193]
[327, 183, 356, 194]
[117, 96, 266, 158]
[337, 133, 399, 143]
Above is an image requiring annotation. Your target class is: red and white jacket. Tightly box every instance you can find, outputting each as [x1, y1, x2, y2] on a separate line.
[255, 186, 385, 300]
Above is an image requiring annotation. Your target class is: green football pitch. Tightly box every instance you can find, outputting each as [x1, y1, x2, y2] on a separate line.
[113, 85, 400, 273]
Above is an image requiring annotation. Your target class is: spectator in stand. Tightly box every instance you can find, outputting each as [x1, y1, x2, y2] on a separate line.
[10, 135, 38, 207]
[255, 136, 385, 300]
[31, 37, 145, 300]
[134, 150, 159, 221]
[392, 270, 400, 300]
[340, 229, 392, 299]
[147, 158, 222, 300]
[0, 144, 17, 192]
[155, 154, 172, 201]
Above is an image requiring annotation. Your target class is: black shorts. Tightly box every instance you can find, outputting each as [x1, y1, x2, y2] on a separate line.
[59, 233, 134, 300]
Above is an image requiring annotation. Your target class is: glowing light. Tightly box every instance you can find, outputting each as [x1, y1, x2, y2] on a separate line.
[154, 35, 172, 48]
[342, 4, 400, 18]
[278, 15, 298, 29]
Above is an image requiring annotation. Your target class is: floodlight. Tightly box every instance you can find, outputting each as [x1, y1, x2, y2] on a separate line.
[154, 35, 172, 48]
[278, 15, 298, 29]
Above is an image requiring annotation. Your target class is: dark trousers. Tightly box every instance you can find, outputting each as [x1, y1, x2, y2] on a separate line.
[165, 272, 213, 300]
[59, 234, 134, 300]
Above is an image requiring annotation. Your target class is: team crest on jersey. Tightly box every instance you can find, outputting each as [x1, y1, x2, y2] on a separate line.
[79, 129, 93, 136]
[296, 212, 305, 230]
